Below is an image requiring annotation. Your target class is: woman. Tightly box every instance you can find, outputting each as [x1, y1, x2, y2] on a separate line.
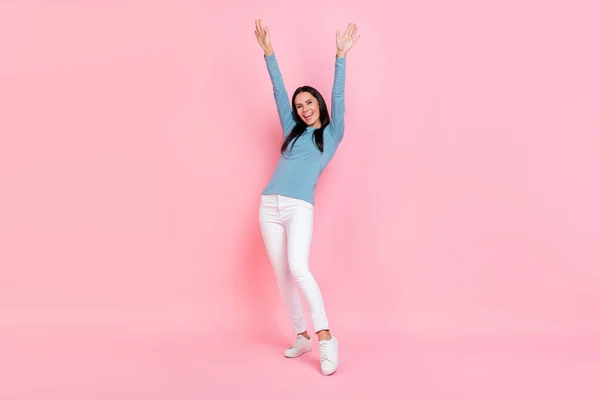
[254, 19, 359, 376]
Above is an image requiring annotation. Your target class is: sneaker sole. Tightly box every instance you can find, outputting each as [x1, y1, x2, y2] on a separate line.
[284, 348, 312, 358]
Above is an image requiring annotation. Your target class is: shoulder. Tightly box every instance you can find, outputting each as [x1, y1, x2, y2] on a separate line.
[324, 122, 340, 134]
[323, 124, 339, 141]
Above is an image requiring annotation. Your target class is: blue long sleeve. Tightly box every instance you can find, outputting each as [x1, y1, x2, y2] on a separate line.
[265, 54, 296, 136]
[329, 55, 346, 142]
[261, 54, 349, 206]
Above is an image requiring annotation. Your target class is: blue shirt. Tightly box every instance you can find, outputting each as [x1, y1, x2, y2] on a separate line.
[261, 53, 347, 205]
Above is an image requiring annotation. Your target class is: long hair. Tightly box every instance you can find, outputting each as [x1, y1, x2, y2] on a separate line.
[281, 86, 330, 154]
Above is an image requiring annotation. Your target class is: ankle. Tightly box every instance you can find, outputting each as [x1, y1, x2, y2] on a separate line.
[298, 331, 310, 339]
[316, 330, 332, 341]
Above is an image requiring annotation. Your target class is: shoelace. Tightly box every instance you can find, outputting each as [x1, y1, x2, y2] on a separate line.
[319, 341, 329, 361]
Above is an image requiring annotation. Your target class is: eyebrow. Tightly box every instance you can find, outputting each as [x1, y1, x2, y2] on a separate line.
[295, 99, 313, 106]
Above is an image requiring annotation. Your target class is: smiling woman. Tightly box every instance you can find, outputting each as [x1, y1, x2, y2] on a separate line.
[282, 85, 330, 153]
[253, 18, 360, 376]
[295, 91, 320, 127]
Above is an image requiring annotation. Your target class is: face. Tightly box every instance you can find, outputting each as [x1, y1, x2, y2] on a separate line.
[294, 91, 321, 128]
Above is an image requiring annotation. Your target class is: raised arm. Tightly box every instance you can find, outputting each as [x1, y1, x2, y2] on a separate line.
[254, 19, 295, 136]
[330, 55, 346, 141]
[330, 23, 360, 142]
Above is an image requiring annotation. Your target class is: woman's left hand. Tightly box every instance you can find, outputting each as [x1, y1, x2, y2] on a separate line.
[336, 23, 360, 57]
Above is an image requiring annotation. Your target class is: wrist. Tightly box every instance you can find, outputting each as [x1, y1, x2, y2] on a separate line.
[263, 45, 274, 57]
[336, 51, 346, 58]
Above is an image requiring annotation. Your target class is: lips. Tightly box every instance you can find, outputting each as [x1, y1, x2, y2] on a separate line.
[303, 112, 313, 121]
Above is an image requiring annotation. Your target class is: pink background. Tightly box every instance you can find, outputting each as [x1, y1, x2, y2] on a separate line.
[1, 1, 599, 398]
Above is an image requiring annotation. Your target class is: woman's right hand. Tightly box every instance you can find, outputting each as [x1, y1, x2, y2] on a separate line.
[254, 19, 274, 57]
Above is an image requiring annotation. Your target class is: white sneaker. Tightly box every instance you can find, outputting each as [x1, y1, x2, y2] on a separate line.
[284, 335, 312, 358]
[318, 336, 339, 375]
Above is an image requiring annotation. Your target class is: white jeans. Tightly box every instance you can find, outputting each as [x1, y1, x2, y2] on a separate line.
[259, 194, 330, 333]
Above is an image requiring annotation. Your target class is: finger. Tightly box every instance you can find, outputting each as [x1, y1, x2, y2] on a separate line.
[344, 23, 352, 36]
[336, 28, 340, 39]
